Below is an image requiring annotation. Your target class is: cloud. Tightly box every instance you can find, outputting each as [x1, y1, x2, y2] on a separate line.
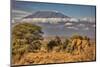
[21, 17, 80, 24]
[21, 18, 69, 24]
[12, 9, 31, 20]
[65, 23, 73, 26]
[66, 26, 78, 30]
[12, 9, 32, 23]
[68, 18, 79, 22]
[12, 10, 31, 15]
[77, 24, 85, 27]
[80, 17, 95, 23]
[83, 27, 89, 30]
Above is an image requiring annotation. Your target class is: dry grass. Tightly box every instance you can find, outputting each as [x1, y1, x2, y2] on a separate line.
[12, 23, 96, 66]
[12, 42, 96, 65]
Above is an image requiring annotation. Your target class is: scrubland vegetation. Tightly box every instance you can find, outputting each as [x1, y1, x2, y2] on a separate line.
[12, 23, 96, 66]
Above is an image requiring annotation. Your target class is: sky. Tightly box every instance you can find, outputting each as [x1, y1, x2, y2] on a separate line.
[11, 0, 96, 39]
[12, 0, 96, 18]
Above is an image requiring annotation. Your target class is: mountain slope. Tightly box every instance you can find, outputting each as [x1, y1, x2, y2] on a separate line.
[24, 11, 69, 18]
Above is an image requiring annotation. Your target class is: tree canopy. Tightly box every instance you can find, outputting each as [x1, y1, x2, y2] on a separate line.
[12, 23, 43, 55]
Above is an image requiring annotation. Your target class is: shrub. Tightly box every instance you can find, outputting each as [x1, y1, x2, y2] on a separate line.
[70, 34, 83, 40]
[47, 36, 62, 52]
[47, 40, 57, 52]
[12, 23, 43, 56]
[62, 38, 69, 51]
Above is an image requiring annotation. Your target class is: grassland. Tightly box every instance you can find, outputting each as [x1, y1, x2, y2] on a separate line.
[12, 37, 96, 65]
[12, 23, 96, 66]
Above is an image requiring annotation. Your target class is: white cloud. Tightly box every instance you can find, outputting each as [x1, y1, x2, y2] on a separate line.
[21, 17, 80, 24]
[12, 9, 31, 20]
[68, 18, 79, 22]
[77, 24, 85, 27]
[12, 10, 31, 15]
[83, 27, 89, 30]
[65, 23, 73, 26]
[66, 26, 78, 30]
[21, 18, 69, 24]
[80, 17, 95, 23]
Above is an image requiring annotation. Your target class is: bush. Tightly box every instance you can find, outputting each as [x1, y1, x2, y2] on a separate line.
[62, 38, 69, 51]
[67, 35, 91, 54]
[70, 34, 83, 40]
[12, 23, 43, 56]
[47, 40, 57, 52]
[47, 36, 62, 52]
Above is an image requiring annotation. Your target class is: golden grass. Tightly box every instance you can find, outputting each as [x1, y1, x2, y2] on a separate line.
[12, 43, 96, 65]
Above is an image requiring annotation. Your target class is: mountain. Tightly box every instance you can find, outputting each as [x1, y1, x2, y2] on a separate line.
[23, 11, 69, 18]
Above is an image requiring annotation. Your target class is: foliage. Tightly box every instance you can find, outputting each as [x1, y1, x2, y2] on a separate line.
[70, 34, 83, 40]
[47, 36, 62, 52]
[12, 23, 43, 56]
[12, 25, 95, 65]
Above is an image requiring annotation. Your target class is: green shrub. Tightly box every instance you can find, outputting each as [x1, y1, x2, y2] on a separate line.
[12, 23, 43, 56]
[70, 34, 83, 40]
[47, 36, 62, 52]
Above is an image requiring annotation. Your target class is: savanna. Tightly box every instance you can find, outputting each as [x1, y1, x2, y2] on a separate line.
[12, 23, 96, 66]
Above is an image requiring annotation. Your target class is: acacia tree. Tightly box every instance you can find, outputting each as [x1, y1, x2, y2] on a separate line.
[63, 38, 69, 50]
[70, 34, 83, 40]
[12, 23, 43, 57]
[47, 36, 63, 52]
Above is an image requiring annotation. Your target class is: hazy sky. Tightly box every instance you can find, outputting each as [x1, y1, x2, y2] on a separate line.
[12, 0, 96, 18]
